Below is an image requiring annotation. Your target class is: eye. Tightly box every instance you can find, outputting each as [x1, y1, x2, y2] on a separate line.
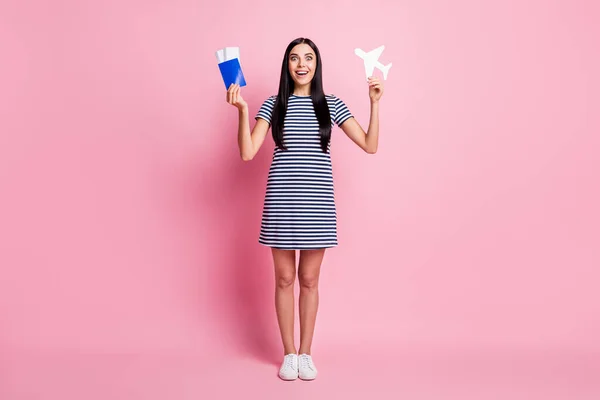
[307, 56, 313, 61]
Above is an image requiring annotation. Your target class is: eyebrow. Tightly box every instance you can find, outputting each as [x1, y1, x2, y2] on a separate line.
[290, 52, 315, 57]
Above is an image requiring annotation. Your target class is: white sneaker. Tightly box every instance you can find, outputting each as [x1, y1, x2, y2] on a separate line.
[298, 353, 318, 380]
[278, 353, 299, 380]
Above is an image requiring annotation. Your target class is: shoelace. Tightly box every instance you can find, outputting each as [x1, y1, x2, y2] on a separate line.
[284, 354, 296, 369]
[299, 355, 314, 370]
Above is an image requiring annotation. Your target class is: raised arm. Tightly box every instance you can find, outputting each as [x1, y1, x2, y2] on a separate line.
[227, 84, 270, 161]
[340, 76, 384, 154]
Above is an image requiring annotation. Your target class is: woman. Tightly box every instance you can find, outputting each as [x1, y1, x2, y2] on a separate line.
[226, 37, 383, 380]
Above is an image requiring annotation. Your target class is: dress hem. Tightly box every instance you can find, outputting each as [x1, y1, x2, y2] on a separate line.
[258, 240, 338, 250]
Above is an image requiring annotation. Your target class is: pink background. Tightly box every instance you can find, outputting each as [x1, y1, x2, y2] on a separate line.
[1, 0, 599, 398]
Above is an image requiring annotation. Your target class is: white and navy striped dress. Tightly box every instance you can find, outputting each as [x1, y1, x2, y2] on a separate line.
[255, 94, 353, 250]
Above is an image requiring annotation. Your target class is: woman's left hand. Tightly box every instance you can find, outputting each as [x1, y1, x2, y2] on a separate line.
[368, 76, 384, 103]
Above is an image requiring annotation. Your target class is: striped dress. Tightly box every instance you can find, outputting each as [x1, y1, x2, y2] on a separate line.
[255, 94, 353, 250]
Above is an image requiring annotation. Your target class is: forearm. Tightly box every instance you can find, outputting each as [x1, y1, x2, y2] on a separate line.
[237, 106, 253, 160]
[365, 101, 380, 153]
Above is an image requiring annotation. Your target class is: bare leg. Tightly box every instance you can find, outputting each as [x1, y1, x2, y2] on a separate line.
[272, 248, 297, 355]
[298, 248, 325, 355]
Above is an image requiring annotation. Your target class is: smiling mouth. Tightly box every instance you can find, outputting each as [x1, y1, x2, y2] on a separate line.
[295, 71, 309, 77]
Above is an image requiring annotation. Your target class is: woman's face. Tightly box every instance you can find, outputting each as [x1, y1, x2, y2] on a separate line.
[288, 43, 317, 88]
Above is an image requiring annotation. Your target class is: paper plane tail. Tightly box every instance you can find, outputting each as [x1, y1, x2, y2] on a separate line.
[381, 63, 392, 80]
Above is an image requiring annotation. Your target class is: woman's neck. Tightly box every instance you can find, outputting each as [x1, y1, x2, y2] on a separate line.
[293, 85, 311, 96]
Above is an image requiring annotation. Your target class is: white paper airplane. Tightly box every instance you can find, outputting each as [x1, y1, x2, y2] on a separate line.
[354, 45, 392, 80]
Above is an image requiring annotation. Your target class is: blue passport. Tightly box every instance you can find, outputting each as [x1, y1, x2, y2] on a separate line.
[218, 58, 247, 89]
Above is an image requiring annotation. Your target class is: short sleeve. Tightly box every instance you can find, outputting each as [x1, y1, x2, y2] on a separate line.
[333, 96, 353, 127]
[255, 96, 276, 125]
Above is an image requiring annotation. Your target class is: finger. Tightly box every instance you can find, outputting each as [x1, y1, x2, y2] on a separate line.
[231, 86, 237, 103]
[227, 86, 235, 104]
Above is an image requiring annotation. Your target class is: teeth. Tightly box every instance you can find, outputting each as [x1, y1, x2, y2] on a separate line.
[297, 71, 308, 75]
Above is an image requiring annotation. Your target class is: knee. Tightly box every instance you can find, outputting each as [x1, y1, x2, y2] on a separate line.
[276, 274, 295, 289]
[299, 273, 319, 290]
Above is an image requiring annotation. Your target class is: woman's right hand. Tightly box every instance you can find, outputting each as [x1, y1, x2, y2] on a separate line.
[226, 83, 247, 111]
